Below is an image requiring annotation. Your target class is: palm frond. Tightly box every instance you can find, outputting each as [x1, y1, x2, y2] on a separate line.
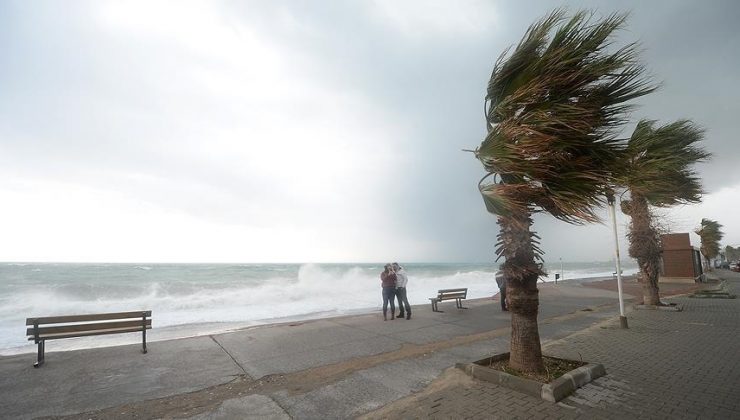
[476, 9, 656, 238]
[619, 119, 710, 206]
[695, 218, 724, 259]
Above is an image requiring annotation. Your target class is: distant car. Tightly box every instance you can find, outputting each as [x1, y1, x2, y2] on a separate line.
[730, 262, 740, 272]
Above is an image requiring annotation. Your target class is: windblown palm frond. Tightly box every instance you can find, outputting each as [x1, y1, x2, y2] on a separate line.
[620, 119, 709, 206]
[695, 218, 724, 260]
[477, 9, 655, 236]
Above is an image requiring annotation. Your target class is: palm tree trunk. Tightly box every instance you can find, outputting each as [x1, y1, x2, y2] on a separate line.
[627, 194, 662, 306]
[497, 211, 544, 374]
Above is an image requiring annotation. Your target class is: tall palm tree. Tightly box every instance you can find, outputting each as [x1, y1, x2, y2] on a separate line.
[619, 120, 709, 305]
[474, 10, 654, 373]
[696, 218, 724, 270]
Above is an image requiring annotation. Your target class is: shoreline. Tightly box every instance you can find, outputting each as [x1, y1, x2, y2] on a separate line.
[0, 272, 640, 356]
[0, 306, 381, 356]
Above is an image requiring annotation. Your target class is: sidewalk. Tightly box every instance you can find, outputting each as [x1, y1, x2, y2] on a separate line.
[0, 275, 722, 419]
[362, 270, 740, 419]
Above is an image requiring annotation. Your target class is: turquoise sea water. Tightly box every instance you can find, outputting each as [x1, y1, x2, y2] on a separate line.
[0, 261, 637, 354]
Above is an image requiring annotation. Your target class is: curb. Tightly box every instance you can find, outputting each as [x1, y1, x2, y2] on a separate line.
[541, 363, 606, 402]
[456, 354, 606, 402]
[633, 303, 683, 311]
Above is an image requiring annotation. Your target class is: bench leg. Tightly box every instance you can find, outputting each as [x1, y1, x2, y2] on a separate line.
[433, 300, 443, 312]
[142, 316, 148, 354]
[457, 299, 468, 310]
[34, 340, 45, 368]
[431, 301, 439, 312]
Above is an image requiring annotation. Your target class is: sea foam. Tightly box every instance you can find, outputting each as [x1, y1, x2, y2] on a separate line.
[0, 263, 499, 354]
[0, 261, 637, 355]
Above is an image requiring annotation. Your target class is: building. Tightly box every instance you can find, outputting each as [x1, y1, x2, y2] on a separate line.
[659, 233, 703, 283]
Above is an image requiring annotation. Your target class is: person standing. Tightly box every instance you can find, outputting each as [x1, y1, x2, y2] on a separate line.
[393, 262, 411, 320]
[380, 264, 397, 321]
[495, 272, 508, 311]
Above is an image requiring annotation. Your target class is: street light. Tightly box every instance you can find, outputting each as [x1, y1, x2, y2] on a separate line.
[607, 193, 628, 329]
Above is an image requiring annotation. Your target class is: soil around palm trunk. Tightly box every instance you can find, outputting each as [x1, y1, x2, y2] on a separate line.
[484, 356, 585, 383]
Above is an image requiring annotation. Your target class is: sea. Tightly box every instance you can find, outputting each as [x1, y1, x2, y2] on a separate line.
[0, 261, 637, 355]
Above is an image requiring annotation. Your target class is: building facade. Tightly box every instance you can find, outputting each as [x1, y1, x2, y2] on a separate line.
[660, 233, 703, 283]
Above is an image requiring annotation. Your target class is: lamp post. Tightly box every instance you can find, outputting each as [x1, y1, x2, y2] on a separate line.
[560, 257, 564, 283]
[607, 193, 628, 329]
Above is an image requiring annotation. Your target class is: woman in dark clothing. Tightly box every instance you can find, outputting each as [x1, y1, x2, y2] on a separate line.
[380, 264, 397, 321]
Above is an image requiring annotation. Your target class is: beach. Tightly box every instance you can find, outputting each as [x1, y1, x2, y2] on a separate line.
[0, 269, 710, 419]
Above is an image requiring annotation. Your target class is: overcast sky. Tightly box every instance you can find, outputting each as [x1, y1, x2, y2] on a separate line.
[0, 0, 738, 263]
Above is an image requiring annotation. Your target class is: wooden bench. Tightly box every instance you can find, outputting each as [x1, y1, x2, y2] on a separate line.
[429, 288, 468, 312]
[26, 310, 152, 367]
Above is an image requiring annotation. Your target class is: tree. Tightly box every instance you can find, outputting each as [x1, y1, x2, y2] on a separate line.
[619, 120, 709, 305]
[726, 245, 740, 262]
[696, 218, 724, 270]
[474, 10, 654, 373]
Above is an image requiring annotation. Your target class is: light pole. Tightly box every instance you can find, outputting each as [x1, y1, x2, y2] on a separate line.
[560, 257, 563, 284]
[607, 193, 628, 329]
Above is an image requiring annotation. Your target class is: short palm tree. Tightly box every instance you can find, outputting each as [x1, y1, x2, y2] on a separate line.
[619, 120, 709, 305]
[474, 10, 654, 373]
[695, 218, 724, 270]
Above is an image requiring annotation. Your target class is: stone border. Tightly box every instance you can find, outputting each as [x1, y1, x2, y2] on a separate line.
[456, 353, 606, 402]
[690, 292, 737, 299]
[633, 303, 683, 311]
[690, 282, 736, 299]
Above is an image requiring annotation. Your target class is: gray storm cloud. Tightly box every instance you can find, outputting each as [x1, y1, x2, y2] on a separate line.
[0, 0, 737, 262]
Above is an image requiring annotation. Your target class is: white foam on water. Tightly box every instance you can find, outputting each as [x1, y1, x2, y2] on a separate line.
[0, 261, 640, 355]
[541, 267, 639, 282]
[0, 264, 499, 354]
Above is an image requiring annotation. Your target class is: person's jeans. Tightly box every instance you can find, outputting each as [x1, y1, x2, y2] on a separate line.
[382, 286, 396, 317]
[396, 287, 411, 315]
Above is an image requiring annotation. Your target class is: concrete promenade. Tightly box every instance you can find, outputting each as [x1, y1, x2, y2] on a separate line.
[364, 271, 740, 419]
[0, 274, 733, 419]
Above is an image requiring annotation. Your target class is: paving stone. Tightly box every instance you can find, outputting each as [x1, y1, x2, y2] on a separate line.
[364, 271, 740, 419]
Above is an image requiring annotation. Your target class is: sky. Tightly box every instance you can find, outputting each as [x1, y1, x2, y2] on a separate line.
[0, 0, 738, 263]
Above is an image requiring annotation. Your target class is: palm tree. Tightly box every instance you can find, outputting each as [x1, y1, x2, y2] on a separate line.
[474, 10, 654, 373]
[619, 120, 709, 305]
[696, 218, 724, 270]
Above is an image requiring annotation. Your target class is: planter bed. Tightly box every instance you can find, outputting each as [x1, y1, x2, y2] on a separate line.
[457, 352, 606, 402]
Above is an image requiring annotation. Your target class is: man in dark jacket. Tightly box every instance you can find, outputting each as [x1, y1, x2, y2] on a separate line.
[393, 262, 411, 320]
[495, 272, 508, 311]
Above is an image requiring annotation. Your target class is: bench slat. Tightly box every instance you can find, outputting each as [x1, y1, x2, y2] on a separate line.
[26, 319, 152, 337]
[26, 311, 152, 326]
[438, 294, 466, 299]
[28, 326, 152, 341]
[437, 288, 467, 293]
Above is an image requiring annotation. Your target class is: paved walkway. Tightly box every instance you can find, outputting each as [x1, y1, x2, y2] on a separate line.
[0, 273, 731, 419]
[362, 270, 740, 419]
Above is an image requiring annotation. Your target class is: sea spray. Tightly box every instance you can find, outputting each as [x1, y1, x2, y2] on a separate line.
[0, 261, 636, 354]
